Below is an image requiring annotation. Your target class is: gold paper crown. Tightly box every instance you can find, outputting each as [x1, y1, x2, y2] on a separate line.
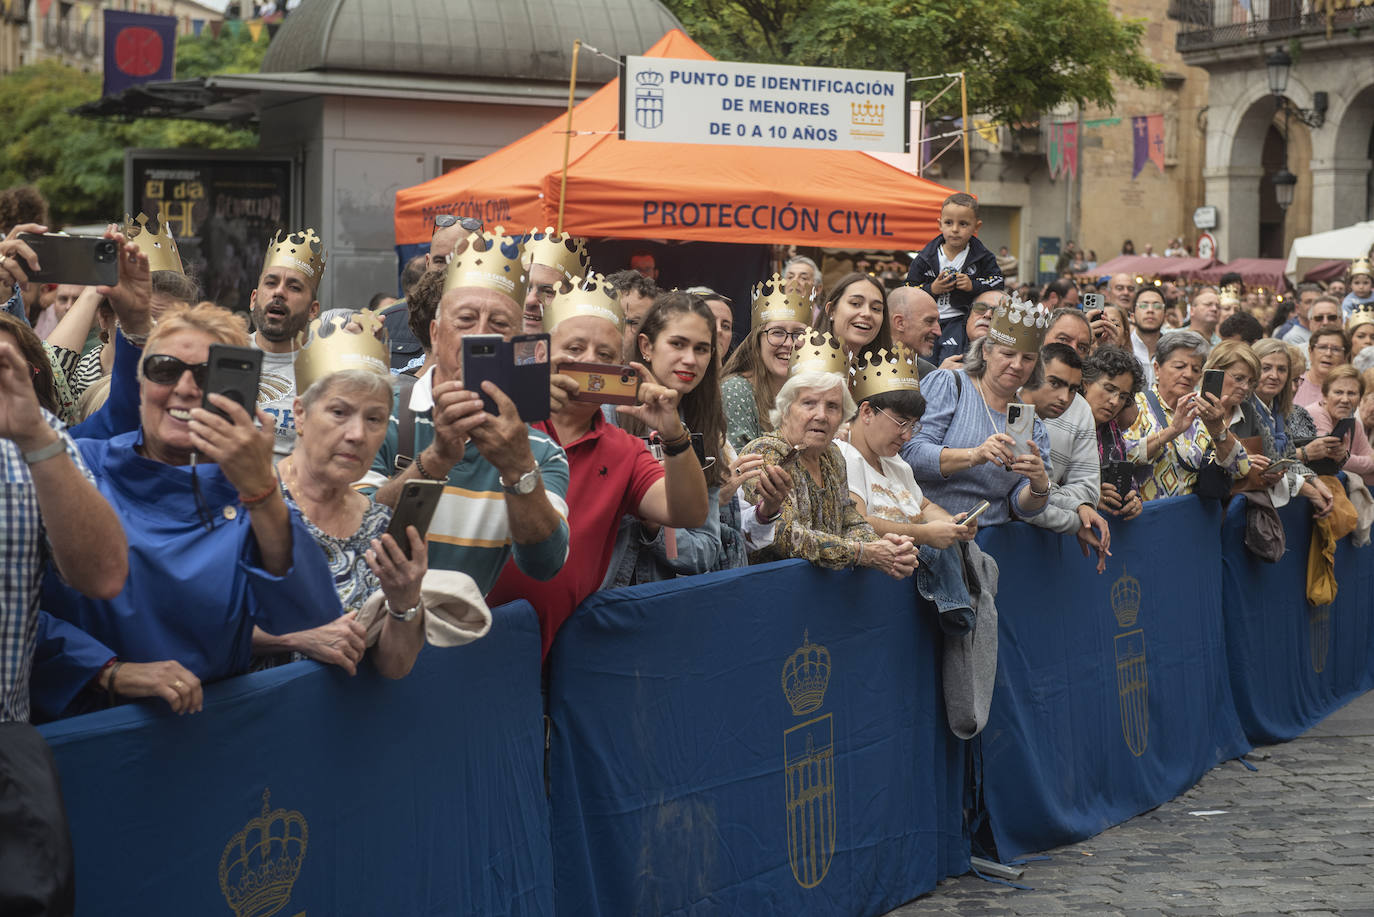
[123, 210, 183, 275]
[850, 344, 922, 403]
[750, 274, 814, 328]
[219, 789, 307, 917]
[987, 293, 1049, 354]
[263, 228, 327, 288]
[1347, 304, 1374, 332]
[789, 326, 850, 377]
[781, 630, 831, 716]
[444, 227, 528, 303]
[1350, 258, 1372, 279]
[543, 274, 624, 332]
[1218, 283, 1243, 306]
[523, 227, 591, 283]
[293, 309, 390, 396]
[1110, 568, 1141, 628]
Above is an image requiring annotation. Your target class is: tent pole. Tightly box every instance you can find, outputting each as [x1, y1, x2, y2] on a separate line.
[557, 39, 581, 234]
[959, 71, 970, 194]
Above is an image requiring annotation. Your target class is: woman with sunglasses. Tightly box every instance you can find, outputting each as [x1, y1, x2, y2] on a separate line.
[33, 303, 339, 719]
[721, 274, 813, 453]
[603, 292, 743, 584]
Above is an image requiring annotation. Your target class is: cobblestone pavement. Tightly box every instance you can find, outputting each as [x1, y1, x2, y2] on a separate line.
[887, 690, 1374, 917]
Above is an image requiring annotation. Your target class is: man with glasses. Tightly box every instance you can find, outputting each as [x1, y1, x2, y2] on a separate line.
[1277, 283, 1321, 343]
[1130, 287, 1167, 389]
[934, 288, 1002, 367]
[1020, 342, 1111, 569]
[383, 215, 481, 370]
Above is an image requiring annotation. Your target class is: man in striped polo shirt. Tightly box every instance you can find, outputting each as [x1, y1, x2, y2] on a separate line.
[365, 230, 570, 595]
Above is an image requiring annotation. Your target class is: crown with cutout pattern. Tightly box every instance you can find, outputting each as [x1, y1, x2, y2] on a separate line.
[850, 344, 922, 402]
[523, 227, 591, 283]
[262, 228, 327, 288]
[751, 273, 815, 328]
[123, 210, 183, 275]
[987, 292, 1049, 354]
[1350, 258, 1372, 279]
[788, 326, 850, 377]
[543, 273, 624, 332]
[293, 309, 390, 396]
[443, 227, 528, 303]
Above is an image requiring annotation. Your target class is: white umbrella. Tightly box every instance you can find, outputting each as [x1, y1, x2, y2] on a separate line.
[1285, 220, 1374, 283]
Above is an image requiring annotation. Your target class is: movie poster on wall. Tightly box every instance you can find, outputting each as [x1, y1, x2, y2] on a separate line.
[126, 151, 297, 313]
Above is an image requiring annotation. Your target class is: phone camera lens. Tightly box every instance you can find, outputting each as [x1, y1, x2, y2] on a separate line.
[621, 374, 631, 383]
[95, 241, 116, 263]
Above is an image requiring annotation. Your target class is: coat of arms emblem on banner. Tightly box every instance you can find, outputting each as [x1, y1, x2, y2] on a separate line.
[220, 788, 308, 917]
[1111, 569, 1149, 757]
[782, 630, 836, 888]
[1309, 603, 1331, 674]
[634, 70, 665, 130]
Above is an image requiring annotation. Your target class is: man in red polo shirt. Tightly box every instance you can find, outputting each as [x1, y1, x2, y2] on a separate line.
[486, 277, 711, 658]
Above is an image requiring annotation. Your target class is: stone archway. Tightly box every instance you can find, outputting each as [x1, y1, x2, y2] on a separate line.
[1320, 82, 1374, 228]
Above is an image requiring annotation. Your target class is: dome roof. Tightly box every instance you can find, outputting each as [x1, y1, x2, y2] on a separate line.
[262, 0, 683, 84]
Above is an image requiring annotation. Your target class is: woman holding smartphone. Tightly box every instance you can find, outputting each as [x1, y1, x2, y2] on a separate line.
[603, 291, 744, 585]
[1238, 339, 1335, 514]
[1308, 365, 1374, 487]
[256, 309, 429, 679]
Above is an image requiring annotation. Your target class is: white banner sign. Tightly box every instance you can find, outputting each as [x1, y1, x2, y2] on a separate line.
[621, 56, 908, 153]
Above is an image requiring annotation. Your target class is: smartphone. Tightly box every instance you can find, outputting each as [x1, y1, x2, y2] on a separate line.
[561, 361, 641, 405]
[385, 480, 446, 560]
[1265, 457, 1298, 474]
[461, 332, 551, 422]
[202, 344, 263, 421]
[17, 233, 119, 286]
[962, 500, 991, 525]
[1005, 402, 1036, 458]
[1331, 417, 1355, 448]
[1202, 369, 1225, 401]
[1102, 460, 1136, 496]
[1081, 292, 1104, 312]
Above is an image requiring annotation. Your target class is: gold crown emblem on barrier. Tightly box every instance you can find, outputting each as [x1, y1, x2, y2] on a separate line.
[1111, 568, 1141, 628]
[444, 226, 528, 303]
[850, 344, 921, 402]
[1218, 283, 1243, 307]
[523, 227, 591, 283]
[219, 789, 307, 917]
[1347, 304, 1374, 332]
[123, 210, 184, 275]
[987, 293, 1049, 354]
[1350, 258, 1372, 279]
[781, 630, 831, 716]
[788, 326, 850, 377]
[751, 274, 815, 328]
[263, 228, 327, 287]
[293, 309, 391, 396]
[542, 273, 624, 332]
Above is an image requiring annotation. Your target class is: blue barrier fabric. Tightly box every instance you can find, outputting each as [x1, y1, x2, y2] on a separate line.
[975, 497, 1251, 860]
[39, 602, 552, 917]
[547, 559, 968, 917]
[1220, 497, 1374, 744]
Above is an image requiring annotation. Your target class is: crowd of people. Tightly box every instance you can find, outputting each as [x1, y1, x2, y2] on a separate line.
[2, 182, 1372, 908]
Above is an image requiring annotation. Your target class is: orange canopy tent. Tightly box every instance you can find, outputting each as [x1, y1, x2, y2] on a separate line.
[394, 29, 955, 250]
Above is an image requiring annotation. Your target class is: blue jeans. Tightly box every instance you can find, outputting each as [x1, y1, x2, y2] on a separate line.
[916, 543, 975, 633]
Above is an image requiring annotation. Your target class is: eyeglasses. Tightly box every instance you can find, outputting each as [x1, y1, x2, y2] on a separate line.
[142, 354, 208, 387]
[1224, 371, 1253, 390]
[433, 214, 483, 232]
[970, 303, 995, 315]
[875, 406, 921, 433]
[763, 328, 807, 346]
[1312, 343, 1346, 354]
[1310, 314, 1342, 325]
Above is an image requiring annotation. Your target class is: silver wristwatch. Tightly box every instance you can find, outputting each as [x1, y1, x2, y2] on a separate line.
[388, 599, 422, 623]
[501, 467, 541, 496]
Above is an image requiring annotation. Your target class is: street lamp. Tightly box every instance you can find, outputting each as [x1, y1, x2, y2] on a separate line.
[1266, 47, 1291, 99]
[1263, 46, 1327, 127]
[1272, 168, 1297, 212]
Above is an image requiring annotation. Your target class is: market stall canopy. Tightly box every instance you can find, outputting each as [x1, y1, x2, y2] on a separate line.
[1196, 258, 1290, 291]
[394, 29, 955, 249]
[1081, 254, 1216, 280]
[1300, 259, 1350, 283]
[1284, 220, 1374, 284]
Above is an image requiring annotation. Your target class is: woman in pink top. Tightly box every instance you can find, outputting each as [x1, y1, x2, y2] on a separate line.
[1308, 364, 1374, 487]
[1294, 327, 1349, 409]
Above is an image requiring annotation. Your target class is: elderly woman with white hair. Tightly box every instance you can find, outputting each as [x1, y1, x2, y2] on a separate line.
[252, 309, 429, 679]
[740, 331, 916, 578]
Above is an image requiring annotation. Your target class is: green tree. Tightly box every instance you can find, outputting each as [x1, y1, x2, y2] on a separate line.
[663, 0, 1159, 124]
[0, 31, 266, 225]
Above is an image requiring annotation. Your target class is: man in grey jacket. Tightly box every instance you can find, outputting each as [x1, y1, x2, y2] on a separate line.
[1020, 342, 1112, 572]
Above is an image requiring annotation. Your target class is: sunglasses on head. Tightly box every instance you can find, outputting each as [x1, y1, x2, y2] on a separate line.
[434, 214, 483, 232]
[142, 354, 208, 387]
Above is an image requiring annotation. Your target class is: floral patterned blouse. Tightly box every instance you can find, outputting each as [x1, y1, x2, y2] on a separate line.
[739, 432, 877, 569]
[1123, 384, 1251, 501]
[282, 486, 391, 614]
